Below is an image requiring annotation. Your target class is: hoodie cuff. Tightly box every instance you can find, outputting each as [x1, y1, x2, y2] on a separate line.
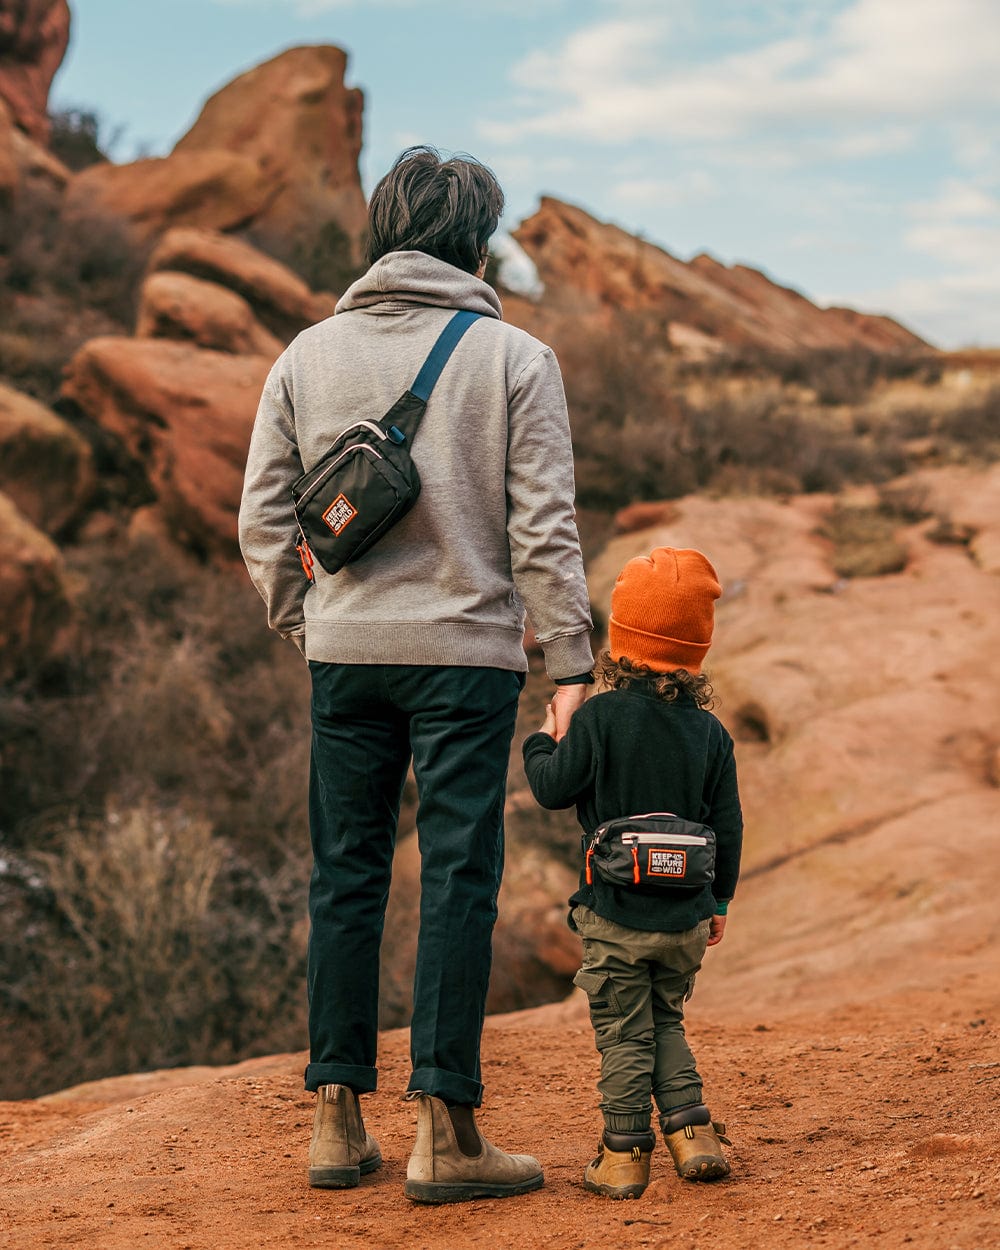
[542, 631, 595, 682]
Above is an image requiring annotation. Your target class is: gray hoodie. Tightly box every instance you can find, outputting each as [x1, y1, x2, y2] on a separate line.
[238, 250, 593, 679]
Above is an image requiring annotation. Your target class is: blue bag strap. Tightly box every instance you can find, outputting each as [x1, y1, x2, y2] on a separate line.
[409, 310, 481, 402]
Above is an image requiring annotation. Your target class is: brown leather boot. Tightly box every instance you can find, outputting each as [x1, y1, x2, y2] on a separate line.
[403, 1092, 544, 1203]
[583, 1129, 655, 1199]
[308, 1084, 382, 1188]
[660, 1103, 731, 1180]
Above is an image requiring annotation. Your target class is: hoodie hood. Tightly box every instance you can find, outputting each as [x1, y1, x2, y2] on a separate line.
[335, 250, 503, 320]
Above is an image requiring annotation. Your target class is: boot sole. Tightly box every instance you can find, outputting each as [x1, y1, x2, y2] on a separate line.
[403, 1172, 544, 1204]
[309, 1153, 383, 1189]
[583, 1178, 646, 1200]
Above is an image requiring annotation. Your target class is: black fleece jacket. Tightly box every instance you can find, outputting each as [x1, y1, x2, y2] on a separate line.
[522, 686, 743, 932]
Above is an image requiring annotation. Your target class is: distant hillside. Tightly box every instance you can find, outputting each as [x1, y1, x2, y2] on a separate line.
[512, 196, 927, 356]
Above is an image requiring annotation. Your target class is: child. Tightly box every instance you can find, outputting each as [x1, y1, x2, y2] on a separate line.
[522, 546, 742, 1200]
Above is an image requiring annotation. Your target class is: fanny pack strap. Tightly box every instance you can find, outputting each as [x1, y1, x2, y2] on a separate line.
[380, 309, 482, 441]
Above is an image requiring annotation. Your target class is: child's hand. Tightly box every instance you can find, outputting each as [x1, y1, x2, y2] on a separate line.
[707, 914, 727, 946]
[539, 701, 557, 737]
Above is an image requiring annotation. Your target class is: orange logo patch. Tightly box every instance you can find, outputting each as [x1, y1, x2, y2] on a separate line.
[648, 848, 686, 877]
[323, 493, 358, 535]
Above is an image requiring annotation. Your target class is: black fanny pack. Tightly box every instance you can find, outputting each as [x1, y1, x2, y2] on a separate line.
[583, 812, 716, 890]
[292, 310, 481, 579]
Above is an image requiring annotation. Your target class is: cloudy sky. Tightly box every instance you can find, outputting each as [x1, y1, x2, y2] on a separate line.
[53, 0, 1000, 348]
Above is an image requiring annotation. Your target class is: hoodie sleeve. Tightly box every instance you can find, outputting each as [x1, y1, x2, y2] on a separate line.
[505, 348, 594, 680]
[238, 358, 308, 651]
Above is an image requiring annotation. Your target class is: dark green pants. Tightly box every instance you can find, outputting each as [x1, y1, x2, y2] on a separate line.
[572, 904, 710, 1133]
[305, 662, 522, 1106]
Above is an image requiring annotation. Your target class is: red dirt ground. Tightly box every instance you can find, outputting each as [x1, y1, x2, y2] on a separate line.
[2, 973, 998, 1250]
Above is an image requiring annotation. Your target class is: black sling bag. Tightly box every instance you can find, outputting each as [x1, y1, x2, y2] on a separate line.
[292, 309, 481, 579]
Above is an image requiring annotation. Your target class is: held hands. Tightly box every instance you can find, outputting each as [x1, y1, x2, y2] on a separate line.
[707, 914, 727, 947]
[541, 683, 588, 740]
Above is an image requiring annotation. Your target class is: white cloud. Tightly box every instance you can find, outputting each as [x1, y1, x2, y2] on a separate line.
[485, 0, 1000, 145]
[610, 170, 717, 208]
[832, 177, 1000, 346]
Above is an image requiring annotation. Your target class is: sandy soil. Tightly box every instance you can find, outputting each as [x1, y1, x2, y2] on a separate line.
[2, 972, 998, 1250]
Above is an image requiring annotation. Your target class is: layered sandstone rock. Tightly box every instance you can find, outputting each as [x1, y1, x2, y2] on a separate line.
[64, 150, 274, 238]
[0, 95, 68, 198]
[173, 45, 366, 257]
[0, 0, 70, 144]
[136, 271, 283, 358]
[0, 489, 74, 681]
[513, 197, 927, 355]
[65, 46, 367, 258]
[0, 382, 94, 533]
[147, 227, 336, 340]
[62, 338, 272, 559]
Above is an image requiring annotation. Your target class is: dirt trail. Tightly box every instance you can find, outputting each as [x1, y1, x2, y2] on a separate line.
[2, 975, 998, 1250]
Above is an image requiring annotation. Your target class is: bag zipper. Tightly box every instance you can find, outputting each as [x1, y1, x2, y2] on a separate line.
[297, 442, 385, 504]
[621, 832, 708, 846]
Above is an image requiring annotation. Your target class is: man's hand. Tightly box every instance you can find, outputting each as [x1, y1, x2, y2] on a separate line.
[551, 683, 587, 740]
[707, 914, 727, 947]
[539, 702, 557, 736]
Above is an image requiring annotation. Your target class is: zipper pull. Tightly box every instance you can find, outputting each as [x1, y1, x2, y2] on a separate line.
[296, 535, 315, 583]
[585, 845, 595, 885]
[631, 844, 640, 884]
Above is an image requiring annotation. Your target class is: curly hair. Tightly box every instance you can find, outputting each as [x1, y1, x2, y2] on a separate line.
[595, 650, 716, 709]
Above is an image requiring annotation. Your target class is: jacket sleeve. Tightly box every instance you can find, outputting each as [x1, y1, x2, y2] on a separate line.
[505, 349, 594, 680]
[522, 711, 597, 809]
[707, 733, 743, 901]
[238, 358, 308, 651]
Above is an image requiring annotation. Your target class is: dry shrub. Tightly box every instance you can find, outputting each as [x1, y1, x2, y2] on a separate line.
[557, 318, 914, 512]
[935, 385, 1000, 456]
[819, 503, 909, 579]
[0, 182, 148, 327]
[0, 804, 307, 1097]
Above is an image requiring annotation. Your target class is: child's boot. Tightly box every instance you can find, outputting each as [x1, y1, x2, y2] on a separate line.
[583, 1129, 656, 1199]
[660, 1103, 731, 1180]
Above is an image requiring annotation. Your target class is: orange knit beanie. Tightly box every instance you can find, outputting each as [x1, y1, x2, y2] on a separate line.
[608, 547, 722, 674]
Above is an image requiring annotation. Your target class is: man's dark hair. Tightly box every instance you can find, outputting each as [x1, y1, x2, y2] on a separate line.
[366, 146, 504, 274]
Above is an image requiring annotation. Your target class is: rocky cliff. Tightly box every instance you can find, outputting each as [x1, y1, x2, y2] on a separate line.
[514, 197, 927, 356]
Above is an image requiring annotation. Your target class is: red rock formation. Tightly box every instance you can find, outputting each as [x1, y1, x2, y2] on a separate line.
[147, 227, 336, 341]
[136, 271, 283, 359]
[62, 46, 367, 261]
[0, 381, 94, 533]
[173, 45, 366, 259]
[0, 489, 74, 680]
[513, 197, 927, 355]
[0, 0, 70, 144]
[64, 150, 274, 239]
[0, 91, 68, 200]
[62, 338, 273, 560]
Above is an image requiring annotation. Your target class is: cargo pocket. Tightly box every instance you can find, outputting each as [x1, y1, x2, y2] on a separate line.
[573, 968, 623, 1049]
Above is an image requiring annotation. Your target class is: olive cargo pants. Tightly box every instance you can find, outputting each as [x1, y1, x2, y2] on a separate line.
[572, 904, 710, 1133]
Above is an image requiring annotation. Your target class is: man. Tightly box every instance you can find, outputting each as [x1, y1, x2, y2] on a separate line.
[239, 146, 593, 1204]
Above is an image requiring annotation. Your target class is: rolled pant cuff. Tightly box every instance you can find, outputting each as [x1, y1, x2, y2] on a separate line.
[655, 1084, 704, 1115]
[304, 1061, 377, 1094]
[407, 1065, 484, 1107]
